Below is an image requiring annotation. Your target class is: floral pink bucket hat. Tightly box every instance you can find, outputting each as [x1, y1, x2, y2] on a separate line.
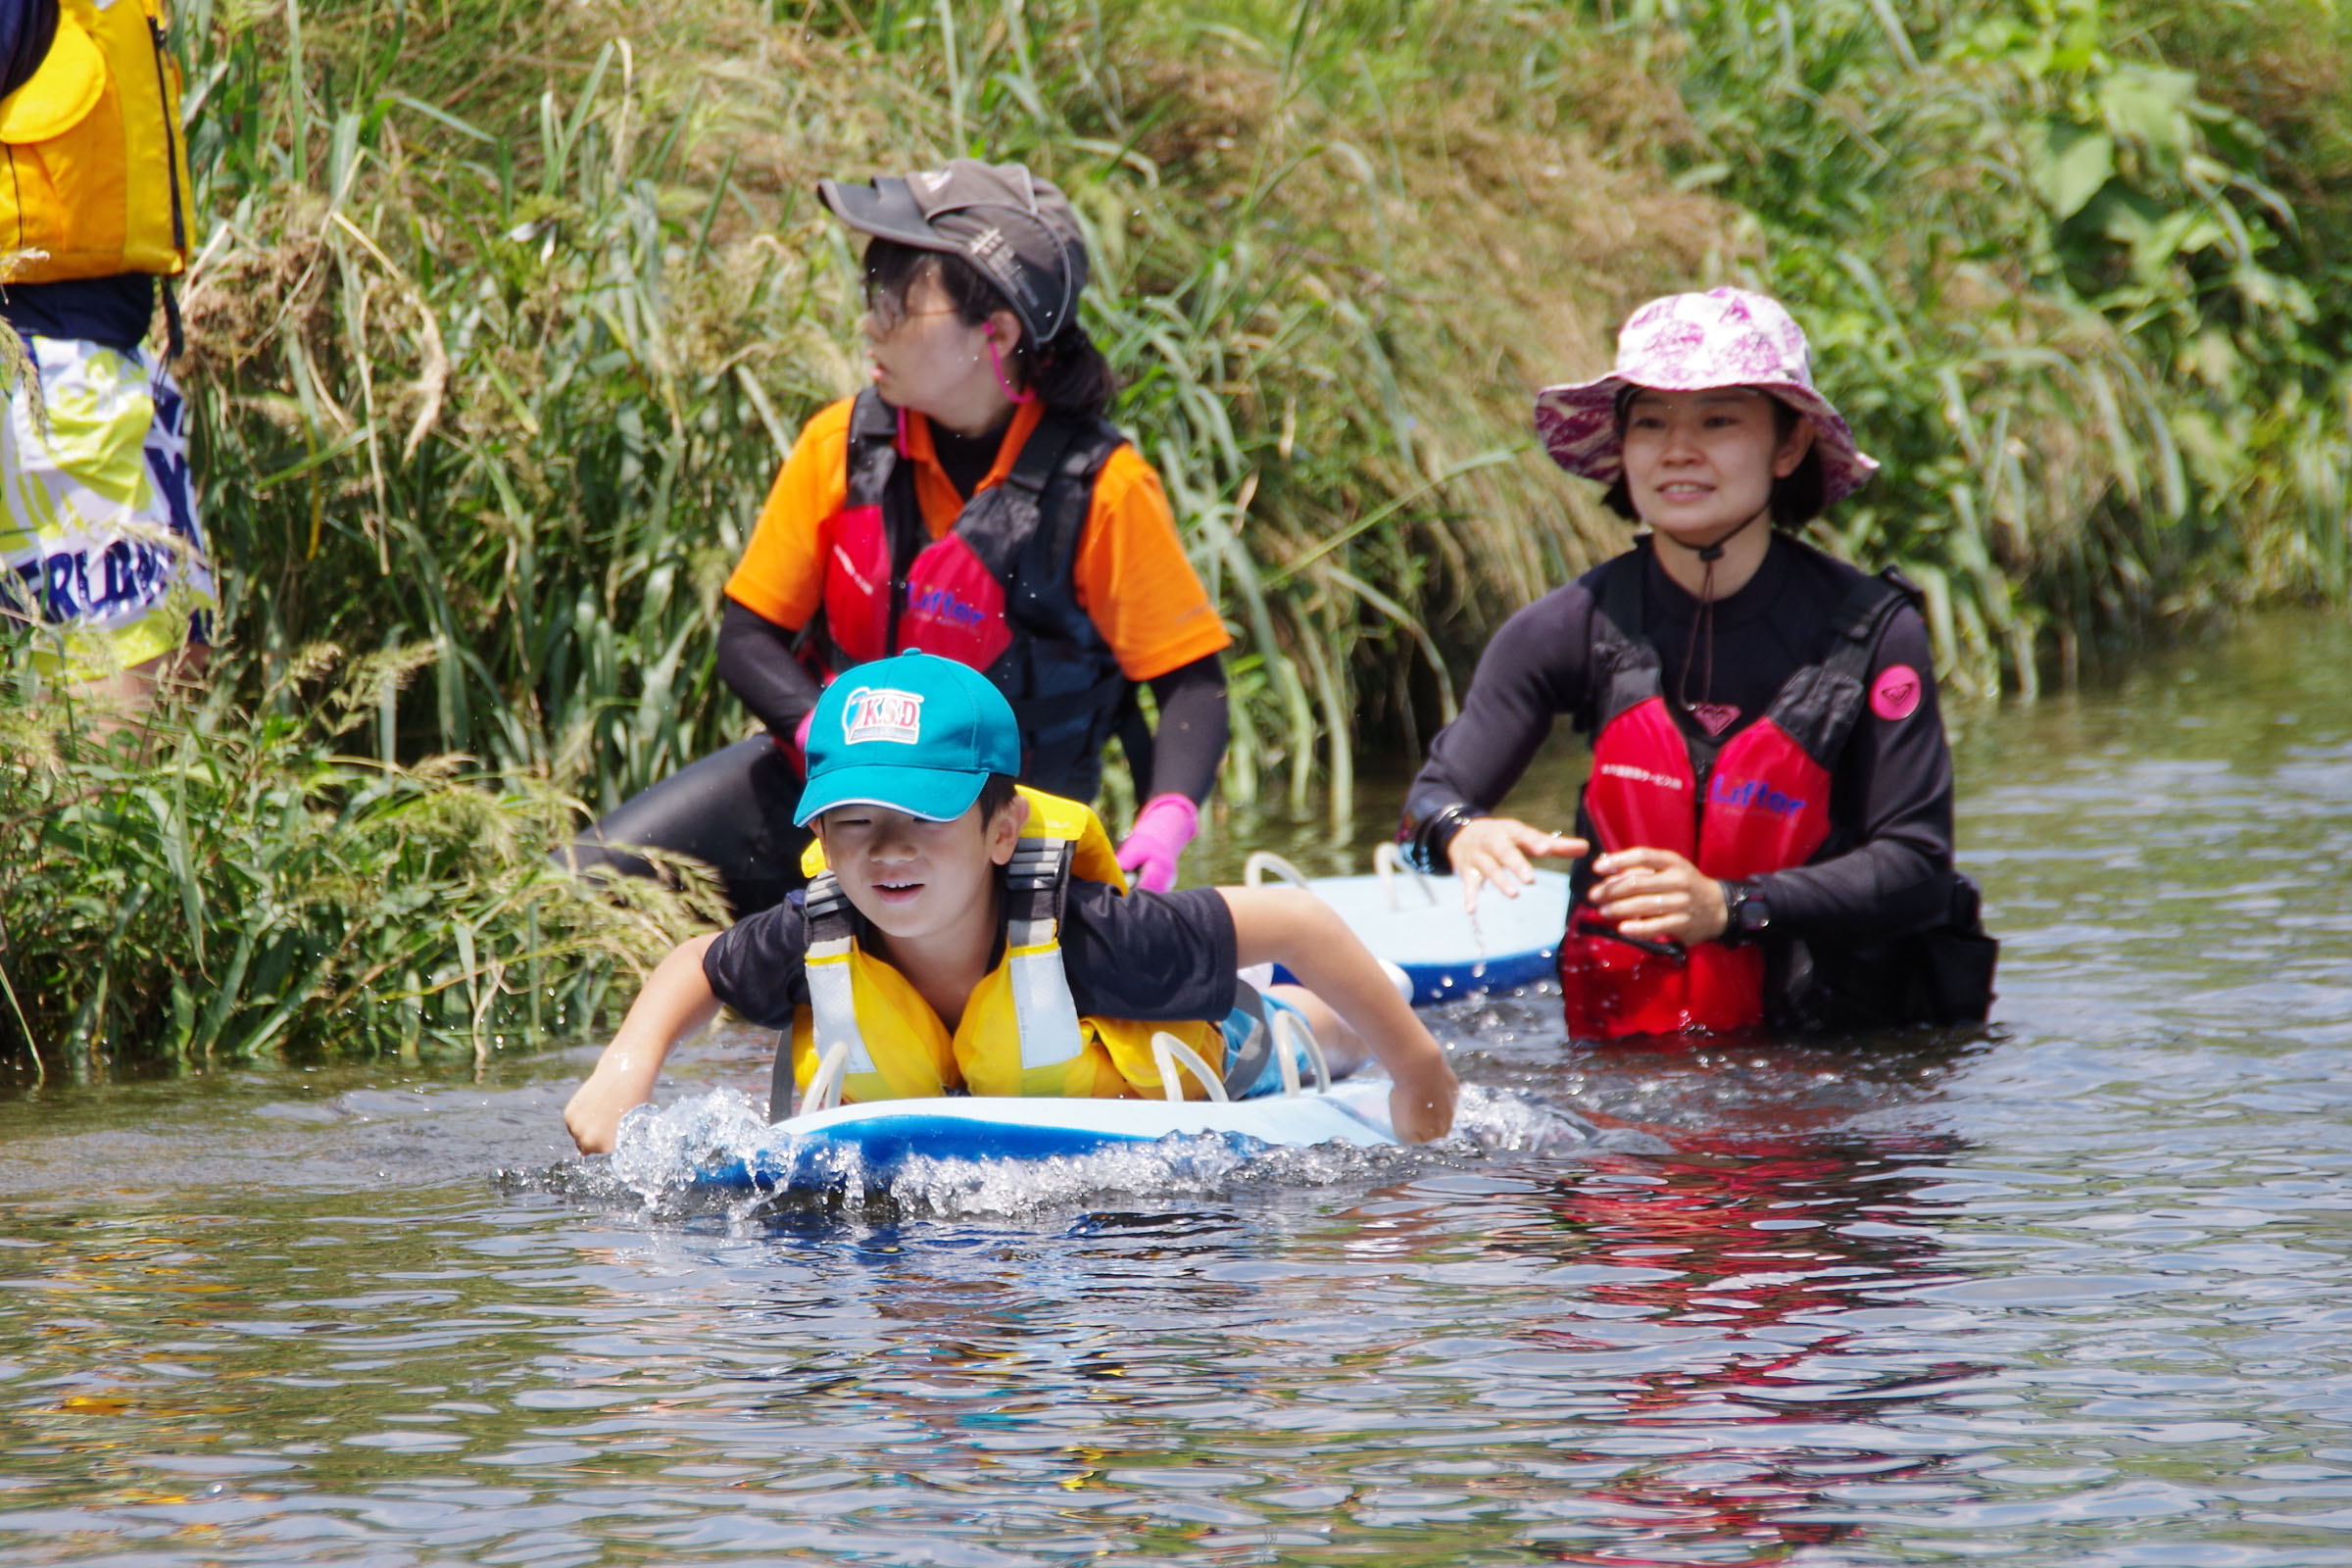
[1533, 287, 1879, 505]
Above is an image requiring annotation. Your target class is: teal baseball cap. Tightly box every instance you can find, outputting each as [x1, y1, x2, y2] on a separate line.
[793, 652, 1022, 825]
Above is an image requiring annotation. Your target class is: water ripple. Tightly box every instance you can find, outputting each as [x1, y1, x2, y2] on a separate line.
[6, 614, 2352, 1563]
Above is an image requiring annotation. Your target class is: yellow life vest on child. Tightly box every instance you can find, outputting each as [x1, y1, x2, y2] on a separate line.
[0, 0, 194, 283]
[787, 786, 1227, 1103]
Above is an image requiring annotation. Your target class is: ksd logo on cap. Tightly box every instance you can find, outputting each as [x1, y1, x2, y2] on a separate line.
[841, 687, 923, 746]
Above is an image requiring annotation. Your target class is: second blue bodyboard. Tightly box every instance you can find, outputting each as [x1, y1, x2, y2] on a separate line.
[1269, 866, 1571, 1004]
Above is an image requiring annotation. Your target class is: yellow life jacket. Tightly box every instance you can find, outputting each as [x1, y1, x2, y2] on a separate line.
[787, 786, 1227, 1103]
[0, 0, 194, 283]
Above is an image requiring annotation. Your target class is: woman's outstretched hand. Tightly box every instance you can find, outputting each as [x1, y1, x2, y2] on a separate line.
[1446, 816, 1588, 912]
[1589, 847, 1729, 945]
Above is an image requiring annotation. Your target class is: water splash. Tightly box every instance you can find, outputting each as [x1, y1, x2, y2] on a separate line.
[1455, 1080, 1666, 1155]
[537, 1080, 1630, 1223]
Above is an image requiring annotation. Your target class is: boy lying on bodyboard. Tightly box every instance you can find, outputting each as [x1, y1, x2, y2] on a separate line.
[564, 652, 1458, 1152]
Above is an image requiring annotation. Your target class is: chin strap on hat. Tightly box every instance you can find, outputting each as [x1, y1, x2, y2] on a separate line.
[1666, 507, 1768, 719]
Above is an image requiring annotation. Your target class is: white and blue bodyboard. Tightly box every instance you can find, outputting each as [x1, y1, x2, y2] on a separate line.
[1250, 848, 1569, 1005]
[695, 1081, 1398, 1194]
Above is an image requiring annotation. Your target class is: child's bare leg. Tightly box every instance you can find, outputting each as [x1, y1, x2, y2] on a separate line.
[75, 644, 209, 749]
[1266, 983, 1371, 1077]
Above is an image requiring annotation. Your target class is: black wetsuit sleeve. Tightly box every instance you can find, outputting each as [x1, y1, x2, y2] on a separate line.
[1400, 583, 1598, 860]
[715, 599, 822, 737]
[1759, 605, 1955, 938]
[1144, 653, 1229, 805]
[700, 899, 813, 1028]
[1058, 883, 1238, 1021]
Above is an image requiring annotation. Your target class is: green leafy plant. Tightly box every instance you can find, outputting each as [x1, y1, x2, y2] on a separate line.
[1628, 0, 2347, 691]
[0, 652, 720, 1078]
[22, 0, 2352, 1071]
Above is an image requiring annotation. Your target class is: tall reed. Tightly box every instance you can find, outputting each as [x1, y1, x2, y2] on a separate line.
[183, 0, 2350, 813]
[179, 0, 1736, 832]
[1616, 0, 2351, 692]
[0, 652, 720, 1078]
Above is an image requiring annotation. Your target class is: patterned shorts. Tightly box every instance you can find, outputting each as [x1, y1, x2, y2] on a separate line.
[1221, 984, 1322, 1101]
[0, 335, 215, 680]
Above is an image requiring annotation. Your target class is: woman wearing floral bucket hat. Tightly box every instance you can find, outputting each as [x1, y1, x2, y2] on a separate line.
[1398, 288, 1995, 1038]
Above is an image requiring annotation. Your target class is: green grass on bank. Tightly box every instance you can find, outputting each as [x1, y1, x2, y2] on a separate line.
[183, 0, 1690, 825]
[1658, 0, 2352, 695]
[0, 655, 719, 1082]
[11, 0, 2352, 1069]
[184, 0, 2352, 765]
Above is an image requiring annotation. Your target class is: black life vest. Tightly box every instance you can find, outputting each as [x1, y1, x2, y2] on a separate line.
[1559, 538, 1916, 1038]
[806, 389, 1132, 802]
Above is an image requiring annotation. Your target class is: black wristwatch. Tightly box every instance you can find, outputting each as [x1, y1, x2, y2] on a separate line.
[1402, 802, 1482, 875]
[1719, 879, 1772, 946]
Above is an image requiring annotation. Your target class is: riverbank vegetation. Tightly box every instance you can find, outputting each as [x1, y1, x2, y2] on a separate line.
[0, 657, 719, 1082]
[10, 0, 2352, 1068]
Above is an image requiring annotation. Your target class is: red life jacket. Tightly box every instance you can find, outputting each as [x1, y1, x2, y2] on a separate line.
[809, 391, 1134, 801]
[1560, 541, 1913, 1039]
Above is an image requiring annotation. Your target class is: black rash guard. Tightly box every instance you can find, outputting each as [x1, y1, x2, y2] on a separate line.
[0, 0, 56, 97]
[929, 417, 1006, 502]
[713, 598, 822, 736]
[1402, 534, 1956, 941]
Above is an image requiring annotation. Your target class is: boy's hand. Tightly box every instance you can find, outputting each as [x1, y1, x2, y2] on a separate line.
[1387, 1054, 1459, 1144]
[1446, 816, 1586, 912]
[565, 1063, 651, 1155]
[563, 933, 722, 1155]
[1222, 886, 1461, 1143]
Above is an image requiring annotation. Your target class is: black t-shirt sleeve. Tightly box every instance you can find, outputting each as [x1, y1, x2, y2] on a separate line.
[1759, 603, 1956, 937]
[1058, 883, 1238, 1021]
[1403, 580, 1598, 830]
[701, 900, 813, 1028]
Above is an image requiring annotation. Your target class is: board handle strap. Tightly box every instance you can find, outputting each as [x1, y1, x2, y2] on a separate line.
[1271, 1005, 1332, 1098]
[803, 1042, 852, 1114]
[1373, 841, 1442, 910]
[1152, 1032, 1231, 1102]
[1242, 851, 1312, 890]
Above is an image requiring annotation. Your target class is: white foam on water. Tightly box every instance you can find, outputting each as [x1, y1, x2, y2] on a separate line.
[546, 1079, 1638, 1224]
[1451, 1081, 1648, 1155]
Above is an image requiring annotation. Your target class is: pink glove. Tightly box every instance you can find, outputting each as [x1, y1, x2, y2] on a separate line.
[774, 710, 817, 777]
[1116, 794, 1200, 893]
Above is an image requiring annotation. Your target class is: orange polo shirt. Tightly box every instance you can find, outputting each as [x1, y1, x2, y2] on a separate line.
[724, 398, 1231, 683]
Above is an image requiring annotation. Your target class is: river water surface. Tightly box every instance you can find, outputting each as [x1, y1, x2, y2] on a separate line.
[4, 612, 2351, 1566]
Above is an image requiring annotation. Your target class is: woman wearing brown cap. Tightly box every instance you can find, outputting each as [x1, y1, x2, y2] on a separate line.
[574, 161, 1231, 915]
